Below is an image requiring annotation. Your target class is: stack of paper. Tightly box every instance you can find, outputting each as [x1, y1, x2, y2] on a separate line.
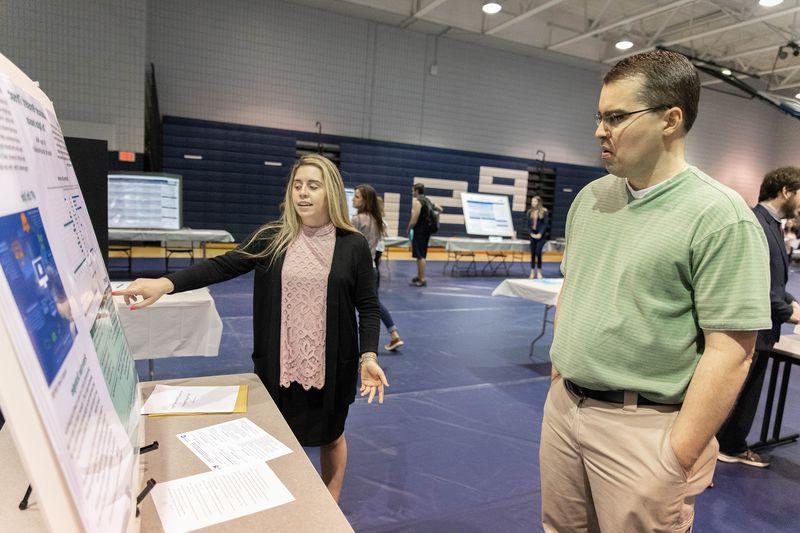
[141, 385, 247, 415]
[146, 384, 298, 531]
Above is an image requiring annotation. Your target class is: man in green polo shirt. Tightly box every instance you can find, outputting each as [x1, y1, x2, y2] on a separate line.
[540, 50, 770, 531]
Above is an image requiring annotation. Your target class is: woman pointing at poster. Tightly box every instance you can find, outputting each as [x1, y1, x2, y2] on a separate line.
[113, 154, 388, 502]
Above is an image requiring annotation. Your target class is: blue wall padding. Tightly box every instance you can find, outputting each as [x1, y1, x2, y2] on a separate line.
[163, 115, 605, 240]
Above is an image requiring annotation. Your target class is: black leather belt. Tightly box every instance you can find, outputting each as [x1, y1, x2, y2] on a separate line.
[564, 379, 681, 407]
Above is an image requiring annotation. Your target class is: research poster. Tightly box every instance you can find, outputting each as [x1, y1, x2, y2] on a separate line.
[460, 192, 515, 237]
[0, 61, 139, 532]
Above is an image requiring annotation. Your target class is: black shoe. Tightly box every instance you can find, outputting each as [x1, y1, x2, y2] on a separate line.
[410, 279, 427, 287]
[412, 276, 419, 283]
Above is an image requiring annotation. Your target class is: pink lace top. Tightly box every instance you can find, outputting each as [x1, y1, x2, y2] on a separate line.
[279, 223, 336, 390]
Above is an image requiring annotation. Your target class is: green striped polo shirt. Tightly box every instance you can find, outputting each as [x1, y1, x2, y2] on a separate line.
[551, 166, 771, 403]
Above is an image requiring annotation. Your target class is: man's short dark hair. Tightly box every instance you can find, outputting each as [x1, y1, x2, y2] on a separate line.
[413, 183, 425, 195]
[759, 167, 800, 202]
[604, 50, 700, 133]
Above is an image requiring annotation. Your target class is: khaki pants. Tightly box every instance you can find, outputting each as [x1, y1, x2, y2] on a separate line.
[540, 378, 718, 532]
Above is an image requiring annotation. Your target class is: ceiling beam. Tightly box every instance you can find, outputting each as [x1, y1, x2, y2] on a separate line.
[484, 0, 569, 36]
[702, 63, 800, 86]
[718, 43, 785, 62]
[772, 78, 800, 90]
[414, 0, 450, 18]
[589, 0, 615, 32]
[549, 0, 697, 51]
[647, 6, 680, 47]
[778, 68, 800, 88]
[605, 4, 800, 63]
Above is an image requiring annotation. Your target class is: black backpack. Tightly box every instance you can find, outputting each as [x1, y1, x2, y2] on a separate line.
[419, 196, 440, 234]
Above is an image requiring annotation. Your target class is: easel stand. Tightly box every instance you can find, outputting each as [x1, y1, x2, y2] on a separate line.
[17, 440, 160, 518]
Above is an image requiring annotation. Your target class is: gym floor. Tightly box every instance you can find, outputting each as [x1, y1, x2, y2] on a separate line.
[117, 253, 800, 532]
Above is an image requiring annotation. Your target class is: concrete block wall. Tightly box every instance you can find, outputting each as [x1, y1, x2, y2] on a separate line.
[2, 0, 796, 199]
[147, 0, 798, 201]
[0, 0, 146, 152]
[147, 0, 603, 167]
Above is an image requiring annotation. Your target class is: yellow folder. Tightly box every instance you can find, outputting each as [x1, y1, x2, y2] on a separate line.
[146, 385, 248, 417]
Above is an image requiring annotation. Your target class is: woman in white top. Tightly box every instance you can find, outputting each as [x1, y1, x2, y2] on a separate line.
[351, 184, 405, 351]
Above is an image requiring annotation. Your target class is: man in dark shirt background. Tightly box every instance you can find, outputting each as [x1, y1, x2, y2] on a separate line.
[717, 166, 800, 468]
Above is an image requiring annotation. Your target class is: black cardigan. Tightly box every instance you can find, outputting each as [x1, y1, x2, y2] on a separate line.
[165, 227, 380, 412]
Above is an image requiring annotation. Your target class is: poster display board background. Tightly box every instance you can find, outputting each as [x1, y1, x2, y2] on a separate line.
[0, 53, 140, 532]
[460, 192, 515, 237]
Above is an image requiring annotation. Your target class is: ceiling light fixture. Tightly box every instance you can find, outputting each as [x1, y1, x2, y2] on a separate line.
[482, 2, 502, 14]
[796, 92, 800, 99]
[615, 39, 634, 51]
[759, 0, 784, 7]
[721, 68, 732, 76]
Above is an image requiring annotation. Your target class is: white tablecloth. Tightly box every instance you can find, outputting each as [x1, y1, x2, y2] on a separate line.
[492, 278, 564, 306]
[384, 236, 410, 247]
[430, 236, 530, 252]
[543, 239, 566, 252]
[112, 282, 223, 360]
[108, 228, 234, 243]
[774, 333, 800, 361]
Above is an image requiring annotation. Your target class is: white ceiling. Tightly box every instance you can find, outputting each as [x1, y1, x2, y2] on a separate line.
[287, 0, 800, 97]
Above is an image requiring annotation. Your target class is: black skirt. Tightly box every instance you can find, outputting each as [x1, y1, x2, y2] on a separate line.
[278, 382, 349, 447]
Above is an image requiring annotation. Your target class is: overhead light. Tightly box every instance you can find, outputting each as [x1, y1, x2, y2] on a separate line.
[482, 2, 502, 15]
[795, 92, 800, 99]
[615, 39, 634, 50]
[721, 68, 732, 76]
[759, 0, 784, 7]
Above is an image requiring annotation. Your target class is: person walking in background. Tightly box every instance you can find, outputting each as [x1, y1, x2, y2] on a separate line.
[352, 184, 405, 352]
[526, 195, 551, 279]
[114, 154, 389, 503]
[407, 183, 441, 287]
[717, 167, 800, 468]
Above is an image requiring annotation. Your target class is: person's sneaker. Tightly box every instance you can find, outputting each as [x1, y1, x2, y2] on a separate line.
[717, 450, 770, 468]
[385, 337, 404, 351]
[410, 279, 427, 287]
[411, 276, 419, 283]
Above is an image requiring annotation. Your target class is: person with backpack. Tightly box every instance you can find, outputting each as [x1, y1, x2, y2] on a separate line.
[407, 183, 441, 287]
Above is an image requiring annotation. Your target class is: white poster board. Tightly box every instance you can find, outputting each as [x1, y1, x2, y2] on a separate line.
[460, 192, 514, 237]
[0, 53, 140, 532]
[344, 187, 358, 219]
[108, 172, 182, 230]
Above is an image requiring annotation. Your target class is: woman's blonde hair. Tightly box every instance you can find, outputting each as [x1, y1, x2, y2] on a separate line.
[530, 195, 548, 217]
[239, 154, 357, 263]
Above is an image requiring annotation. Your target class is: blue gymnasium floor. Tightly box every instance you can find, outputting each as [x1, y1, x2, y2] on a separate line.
[118, 258, 800, 532]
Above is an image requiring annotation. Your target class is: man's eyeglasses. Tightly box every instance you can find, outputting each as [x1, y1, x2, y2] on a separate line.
[594, 105, 670, 128]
